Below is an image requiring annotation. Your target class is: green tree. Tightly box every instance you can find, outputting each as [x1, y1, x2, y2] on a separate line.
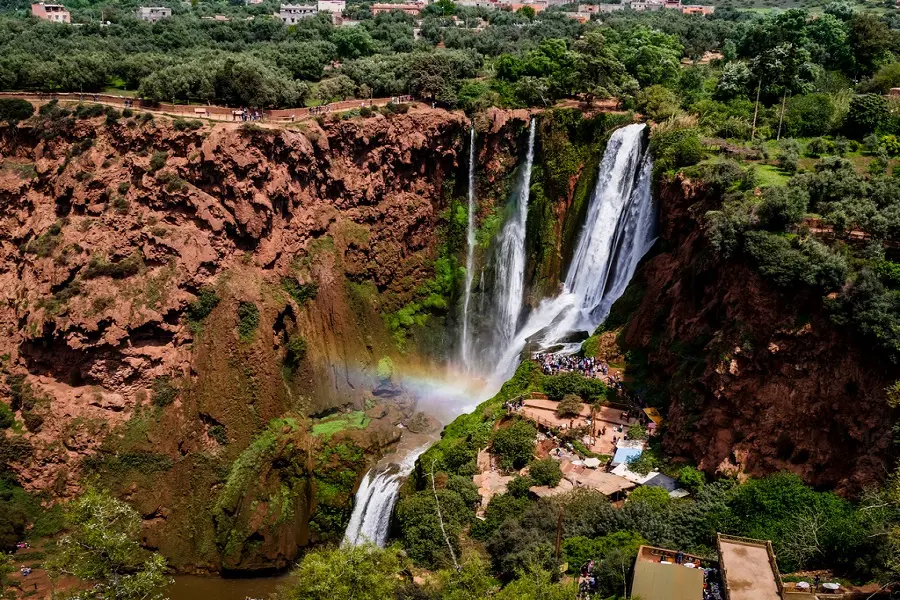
[555, 394, 583, 418]
[491, 419, 537, 470]
[677, 466, 705, 494]
[0, 552, 13, 595]
[0, 98, 33, 124]
[845, 94, 889, 138]
[528, 459, 562, 487]
[278, 544, 401, 600]
[45, 489, 170, 600]
[636, 85, 680, 121]
[332, 27, 375, 60]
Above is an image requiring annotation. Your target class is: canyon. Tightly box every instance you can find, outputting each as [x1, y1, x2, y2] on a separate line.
[0, 103, 895, 575]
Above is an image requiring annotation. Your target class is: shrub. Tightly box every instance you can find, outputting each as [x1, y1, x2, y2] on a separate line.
[507, 475, 533, 498]
[528, 459, 562, 487]
[649, 127, 703, 173]
[281, 277, 318, 305]
[209, 425, 228, 445]
[805, 137, 834, 158]
[377, 357, 394, 381]
[73, 103, 104, 119]
[627, 422, 647, 440]
[777, 139, 801, 174]
[122, 108, 133, 118]
[173, 118, 203, 131]
[359, 106, 374, 118]
[186, 287, 220, 331]
[0, 98, 34, 123]
[745, 231, 847, 290]
[757, 185, 809, 230]
[285, 334, 307, 368]
[677, 465, 705, 494]
[492, 419, 537, 470]
[150, 376, 178, 407]
[543, 372, 606, 401]
[148, 151, 168, 173]
[0, 403, 13, 429]
[237, 301, 260, 342]
[82, 253, 143, 279]
[556, 394, 584, 418]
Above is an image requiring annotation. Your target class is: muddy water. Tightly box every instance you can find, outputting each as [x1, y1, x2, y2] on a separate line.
[166, 574, 294, 600]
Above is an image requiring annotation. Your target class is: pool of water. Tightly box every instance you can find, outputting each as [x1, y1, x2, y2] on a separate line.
[166, 574, 293, 600]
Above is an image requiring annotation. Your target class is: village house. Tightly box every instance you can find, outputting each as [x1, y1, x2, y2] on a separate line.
[30, 2, 70, 23]
[371, 2, 424, 15]
[317, 0, 345, 12]
[136, 6, 172, 21]
[278, 3, 317, 23]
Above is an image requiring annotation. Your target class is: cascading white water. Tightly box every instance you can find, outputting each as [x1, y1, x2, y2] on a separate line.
[342, 444, 430, 547]
[460, 125, 477, 369]
[491, 123, 656, 383]
[490, 118, 536, 352]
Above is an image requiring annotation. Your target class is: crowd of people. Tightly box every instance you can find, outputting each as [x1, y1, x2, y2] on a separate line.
[535, 353, 625, 390]
[236, 108, 263, 122]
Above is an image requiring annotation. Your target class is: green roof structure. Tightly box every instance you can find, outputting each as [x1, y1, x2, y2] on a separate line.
[631, 560, 704, 600]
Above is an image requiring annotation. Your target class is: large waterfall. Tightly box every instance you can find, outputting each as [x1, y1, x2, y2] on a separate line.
[342, 444, 430, 547]
[491, 123, 656, 382]
[342, 121, 655, 548]
[460, 125, 477, 369]
[490, 118, 536, 353]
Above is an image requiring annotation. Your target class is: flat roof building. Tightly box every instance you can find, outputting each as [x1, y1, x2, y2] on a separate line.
[31, 2, 70, 23]
[136, 6, 172, 21]
[371, 2, 424, 15]
[631, 546, 705, 600]
[317, 0, 345, 12]
[716, 534, 781, 600]
[278, 4, 317, 22]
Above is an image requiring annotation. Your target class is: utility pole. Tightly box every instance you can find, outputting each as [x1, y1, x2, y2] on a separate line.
[751, 78, 761, 140]
[555, 508, 563, 562]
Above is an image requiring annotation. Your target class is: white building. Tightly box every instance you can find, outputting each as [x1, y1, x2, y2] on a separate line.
[136, 6, 172, 21]
[317, 0, 345, 12]
[278, 4, 317, 22]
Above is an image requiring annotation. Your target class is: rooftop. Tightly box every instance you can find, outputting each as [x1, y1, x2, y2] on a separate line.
[632, 546, 705, 600]
[717, 534, 781, 600]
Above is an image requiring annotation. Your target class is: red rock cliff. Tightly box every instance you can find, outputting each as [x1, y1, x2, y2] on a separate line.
[621, 176, 895, 495]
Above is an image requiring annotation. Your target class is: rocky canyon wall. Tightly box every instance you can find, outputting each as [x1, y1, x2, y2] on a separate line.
[619, 175, 896, 495]
[0, 104, 539, 571]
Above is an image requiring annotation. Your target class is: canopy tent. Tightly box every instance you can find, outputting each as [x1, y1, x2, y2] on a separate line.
[643, 407, 664, 425]
[611, 447, 642, 467]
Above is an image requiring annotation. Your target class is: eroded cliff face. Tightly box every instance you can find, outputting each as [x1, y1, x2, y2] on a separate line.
[620, 176, 896, 494]
[0, 105, 533, 570]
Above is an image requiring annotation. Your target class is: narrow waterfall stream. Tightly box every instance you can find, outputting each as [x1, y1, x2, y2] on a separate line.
[342, 443, 430, 547]
[491, 123, 656, 383]
[491, 118, 536, 355]
[460, 125, 477, 369]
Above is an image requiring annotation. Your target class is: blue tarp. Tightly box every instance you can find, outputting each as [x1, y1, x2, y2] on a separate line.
[611, 447, 643, 466]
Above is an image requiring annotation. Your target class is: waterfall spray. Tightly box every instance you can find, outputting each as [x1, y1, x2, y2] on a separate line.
[491, 118, 536, 353]
[460, 125, 477, 369]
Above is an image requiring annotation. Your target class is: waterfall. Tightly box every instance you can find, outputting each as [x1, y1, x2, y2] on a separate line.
[491, 123, 656, 383]
[491, 118, 536, 353]
[460, 125, 477, 369]
[342, 444, 429, 548]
